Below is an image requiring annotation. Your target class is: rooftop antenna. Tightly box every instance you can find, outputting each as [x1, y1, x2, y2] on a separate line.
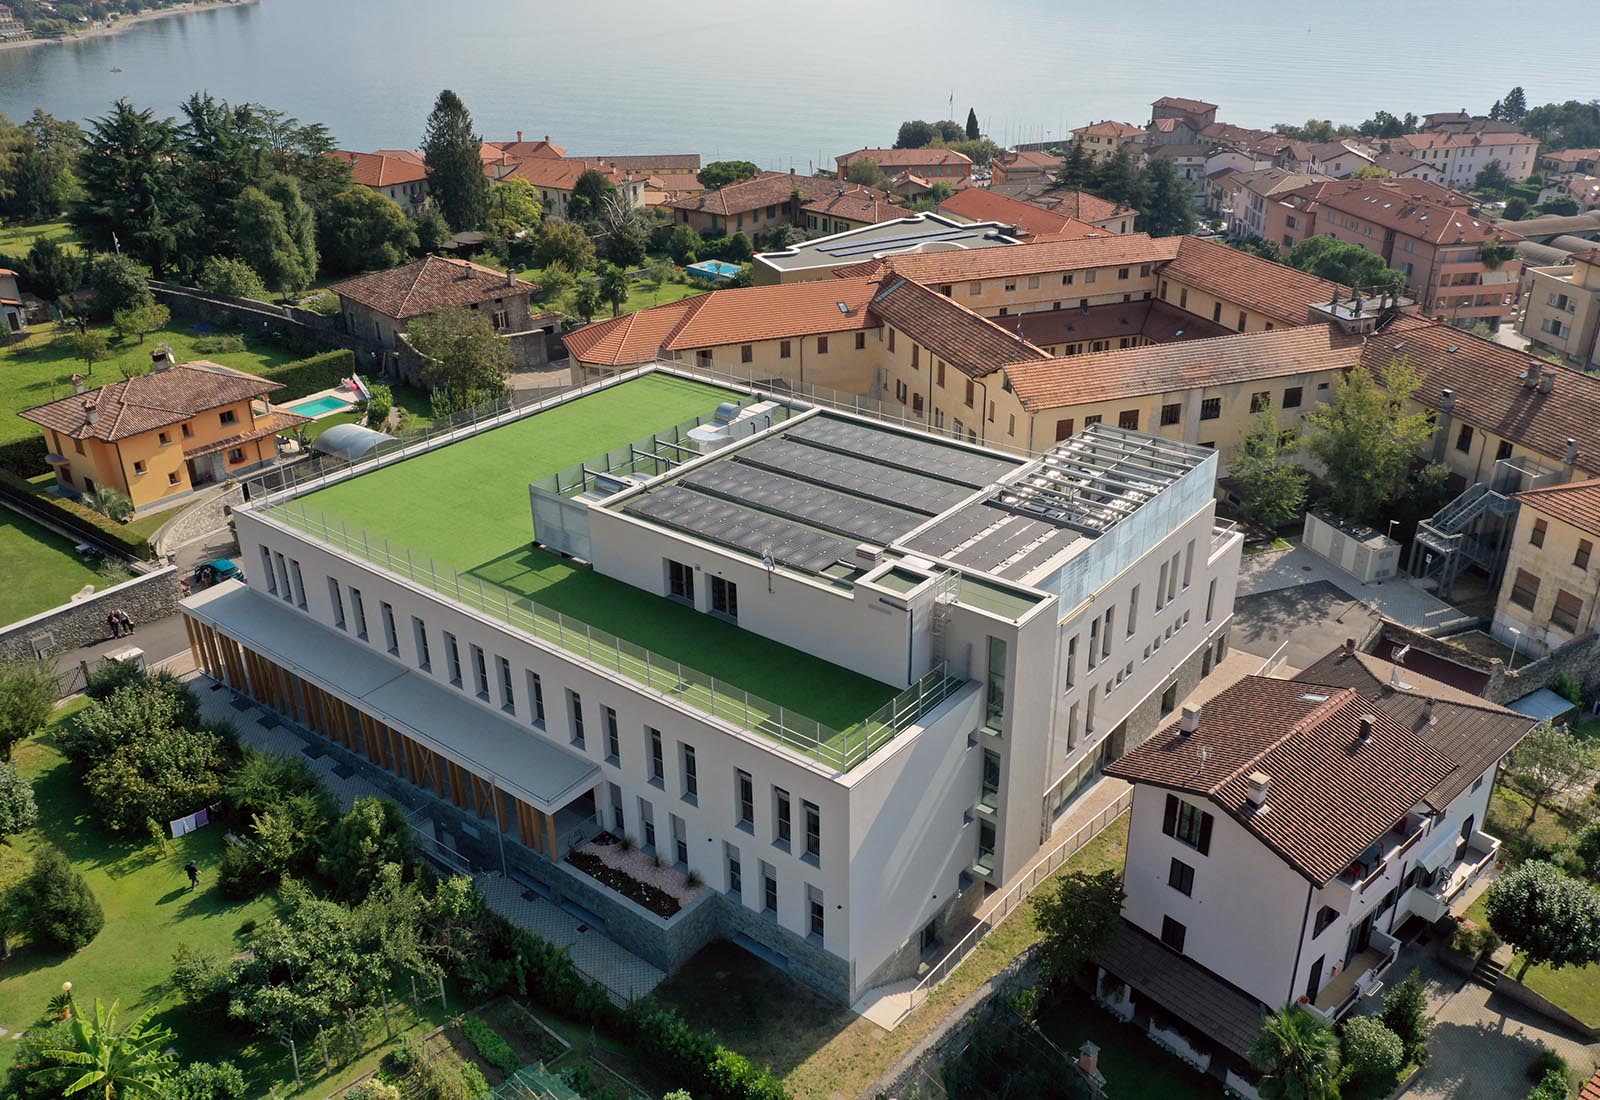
[1193, 744, 1212, 776]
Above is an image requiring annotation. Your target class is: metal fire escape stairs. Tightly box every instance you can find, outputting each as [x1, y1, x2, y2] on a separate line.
[1408, 461, 1543, 599]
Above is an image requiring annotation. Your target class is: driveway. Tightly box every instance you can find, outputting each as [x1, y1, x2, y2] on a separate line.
[1230, 579, 1378, 671]
[1394, 949, 1599, 1100]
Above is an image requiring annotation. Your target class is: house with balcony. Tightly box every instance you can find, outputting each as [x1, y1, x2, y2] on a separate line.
[184, 369, 1241, 1006]
[1096, 666, 1531, 1089]
[1071, 121, 1146, 163]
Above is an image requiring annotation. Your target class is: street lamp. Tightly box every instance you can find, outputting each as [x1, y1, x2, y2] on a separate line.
[1507, 626, 1522, 671]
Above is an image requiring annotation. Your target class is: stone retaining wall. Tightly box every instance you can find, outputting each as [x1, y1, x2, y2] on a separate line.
[1373, 619, 1600, 704]
[0, 566, 183, 663]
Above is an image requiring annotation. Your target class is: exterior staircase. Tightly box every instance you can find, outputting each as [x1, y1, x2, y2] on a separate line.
[1471, 953, 1504, 990]
[1409, 481, 1522, 599]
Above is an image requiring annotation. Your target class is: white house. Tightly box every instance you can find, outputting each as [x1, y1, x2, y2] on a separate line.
[1097, 648, 1532, 1086]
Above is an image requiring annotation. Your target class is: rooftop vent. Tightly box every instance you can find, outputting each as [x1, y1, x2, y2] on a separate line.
[854, 543, 884, 568]
[1424, 697, 1438, 726]
[1246, 771, 1271, 810]
[83, 400, 98, 427]
[1358, 715, 1377, 743]
[1539, 370, 1556, 394]
[1342, 637, 1357, 656]
[1178, 705, 1201, 734]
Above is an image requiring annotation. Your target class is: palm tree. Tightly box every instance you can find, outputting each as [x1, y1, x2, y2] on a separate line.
[35, 996, 177, 1100]
[85, 487, 134, 525]
[1248, 1006, 1346, 1100]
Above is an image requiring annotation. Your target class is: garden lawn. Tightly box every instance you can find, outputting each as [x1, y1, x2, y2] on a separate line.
[0, 506, 111, 623]
[0, 700, 281, 1072]
[0, 219, 77, 257]
[1463, 891, 1600, 1030]
[1037, 987, 1218, 1100]
[515, 267, 706, 318]
[0, 322, 304, 443]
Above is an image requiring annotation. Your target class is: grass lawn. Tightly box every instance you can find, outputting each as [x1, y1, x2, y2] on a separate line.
[656, 812, 1131, 1100]
[0, 321, 304, 444]
[0, 219, 77, 257]
[1462, 891, 1600, 1029]
[0, 507, 113, 622]
[291, 374, 898, 732]
[1037, 987, 1218, 1100]
[516, 267, 707, 318]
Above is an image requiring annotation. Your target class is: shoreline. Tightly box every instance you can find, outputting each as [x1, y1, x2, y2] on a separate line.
[0, 0, 259, 53]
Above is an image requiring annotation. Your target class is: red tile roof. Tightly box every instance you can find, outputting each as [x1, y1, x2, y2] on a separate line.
[1302, 183, 1521, 247]
[333, 150, 427, 188]
[1004, 322, 1364, 412]
[830, 233, 1181, 284]
[985, 180, 1139, 224]
[837, 147, 974, 169]
[498, 158, 633, 191]
[1153, 96, 1218, 114]
[1578, 1071, 1600, 1100]
[571, 154, 701, 173]
[868, 276, 1047, 378]
[1073, 120, 1145, 139]
[1158, 236, 1343, 325]
[1286, 176, 1471, 210]
[329, 255, 537, 320]
[21, 362, 286, 442]
[937, 188, 1115, 242]
[1390, 131, 1538, 152]
[485, 137, 566, 159]
[664, 171, 837, 218]
[1516, 476, 1600, 537]
[1105, 676, 1458, 884]
[802, 185, 906, 225]
[997, 151, 1063, 172]
[562, 298, 704, 367]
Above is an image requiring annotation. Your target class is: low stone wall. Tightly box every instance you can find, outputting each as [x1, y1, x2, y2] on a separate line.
[1373, 619, 1600, 704]
[1434, 943, 1599, 1038]
[0, 566, 182, 663]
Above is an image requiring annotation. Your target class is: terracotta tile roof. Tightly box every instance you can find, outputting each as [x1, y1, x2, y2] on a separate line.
[183, 411, 310, 458]
[1543, 148, 1600, 166]
[1228, 168, 1334, 200]
[1105, 676, 1458, 884]
[1286, 177, 1471, 210]
[1153, 96, 1218, 114]
[801, 185, 906, 225]
[1295, 648, 1536, 807]
[1515, 476, 1600, 537]
[836, 147, 974, 169]
[20, 361, 284, 442]
[997, 151, 1063, 172]
[1390, 131, 1538, 152]
[1373, 152, 1432, 176]
[664, 171, 836, 218]
[1158, 236, 1343, 325]
[485, 137, 566, 159]
[1578, 1070, 1600, 1100]
[1144, 144, 1211, 159]
[498, 158, 632, 191]
[571, 154, 701, 173]
[333, 150, 427, 188]
[330, 255, 537, 320]
[868, 276, 1046, 378]
[1362, 315, 1600, 471]
[1304, 185, 1522, 247]
[1199, 122, 1273, 145]
[982, 180, 1138, 223]
[1073, 120, 1145, 139]
[562, 297, 703, 367]
[644, 171, 704, 196]
[936, 188, 1115, 242]
[830, 233, 1180, 284]
[1004, 322, 1363, 412]
[1151, 118, 1181, 134]
[1004, 299, 1232, 351]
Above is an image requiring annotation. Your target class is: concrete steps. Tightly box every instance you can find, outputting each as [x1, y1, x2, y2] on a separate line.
[1471, 954, 1504, 990]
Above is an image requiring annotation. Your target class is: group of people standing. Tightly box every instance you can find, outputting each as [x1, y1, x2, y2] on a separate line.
[106, 608, 136, 637]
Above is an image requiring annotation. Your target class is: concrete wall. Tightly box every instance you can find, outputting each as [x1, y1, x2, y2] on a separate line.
[0, 566, 182, 662]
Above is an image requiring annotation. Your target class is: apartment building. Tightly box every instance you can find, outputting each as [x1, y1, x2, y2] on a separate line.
[1149, 97, 1219, 143]
[333, 149, 429, 210]
[800, 185, 906, 235]
[1541, 148, 1600, 180]
[1519, 250, 1600, 368]
[1098, 665, 1531, 1089]
[1071, 121, 1146, 162]
[184, 372, 1242, 1004]
[1492, 477, 1600, 658]
[1143, 145, 1211, 200]
[1214, 169, 1333, 241]
[665, 171, 838, 237]
[992, 151, 1063, 185]
[1384, 131, 1540, 186]
[835, 147, 973, 186]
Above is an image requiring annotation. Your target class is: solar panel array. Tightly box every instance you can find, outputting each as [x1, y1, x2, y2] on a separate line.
[738, 437, 975, 515]
[784, 417, 1016, 488]
[624, 486, 853, 575]
[681, 462, 924, 545]
[904, 504, 1080, 581]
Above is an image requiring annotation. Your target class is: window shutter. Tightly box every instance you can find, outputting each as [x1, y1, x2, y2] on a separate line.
[1197, 810, 1213, 856]
[1163, 794, 1178, 838]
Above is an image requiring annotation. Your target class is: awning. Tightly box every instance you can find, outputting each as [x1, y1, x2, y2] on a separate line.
[184, 583, 599, 813]
[1506, 688, 1578, 724]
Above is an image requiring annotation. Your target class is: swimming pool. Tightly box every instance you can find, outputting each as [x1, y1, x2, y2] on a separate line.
[284, 394, 355, 418]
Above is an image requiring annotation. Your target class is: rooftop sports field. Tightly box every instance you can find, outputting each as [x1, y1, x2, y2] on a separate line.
[292, 374, 899, 733]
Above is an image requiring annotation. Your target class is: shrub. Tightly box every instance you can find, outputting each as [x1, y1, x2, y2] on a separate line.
[0, 660, 58, 760]
[1528, 1047, 1568, 1084]
[262, 348, 355, 402]
[236, 917, 257, 936]
[168, 1061, 248, 1100]
[346, 1081, 402, 1100]
[411, 1049, 488, 1100]
[10, 844, 104, 952]
[624, 1002, 788, 1100]
[317, 795, 416, 899]
[0, 436, 48, 478]
[197, 256, 270, 302]
[1553, 673, 1583, 706]
[0, 762, 39, 840]
[1340, 1015, 1405, 1089]
[1378, 969, 1432, 1064]
[1528, 1067, 1569, 1100]
[191, 333, 248, 355]
[363, 383, 393, 429]
[1572, 821, 1600, 882]
[458, 1014, 521, 1076]
[170, 944, 229, 1016]
[87, 252, 154, 318]
[217, 839, 273, 899]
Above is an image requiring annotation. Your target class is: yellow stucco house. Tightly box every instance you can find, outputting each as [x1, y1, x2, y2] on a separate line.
[20, 354, 308, 514]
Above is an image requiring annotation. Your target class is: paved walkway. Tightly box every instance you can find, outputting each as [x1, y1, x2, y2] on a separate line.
[186, 672, 664, 1006]
[152, 485, 242, 557]
[1237, 541, 1467, 633]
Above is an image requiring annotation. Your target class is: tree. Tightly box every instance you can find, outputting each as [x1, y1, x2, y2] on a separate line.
[72, 330, 110, 378]
[567, 168, 616, 223]
[1249, 1007, 1345, 1100]
[1090, 145, 1144, 210]
[111, 303, 168, 344]
[5, 110, 84, 220]
[844, 158, 886, 187]
[895, 120, 937, 149]
[232, 180, 315, 298]
[264, 174, 318, 290]
[1031, 869, 1125, 985]
[594, 195, 649, 268]
[665, 224, 700, 265]
[934, 119, 965, 143]
[1475, 160, 1511, 196]
[421, 90, 489, 232]
[571, 281, 603, 323]
[33, 996, 176, 1100]
[1056, 141, 1093, 190]
[596, 263, 630, 318]
[1339, 1017, 1403, 1092]
[1503, 87, 1528, 123]
[0, 762, 37, 840]
[1572, 820, 1600, 882]
[1289, 235, 1403, 289]
[944, 138, 1001, 167]
[196, 255, 269, 300]
[485, 177, 543, 246]
[696, 160, 760, 190]
[18, 237, 83, 301]
[1233, 406, 1309, 531]
[1305, 359, 1439, 525]
[535, 219, 596, 273]
[1236, 236, 1285, 263]
[411, 207, 451, 254]
[965, 107, 980, 141]
[1484, 860, 1600, 981]
[317, 796, 417, 901]
[11, 844, 103, 952]
[1505, 722, 1600, 823]
[1358, 110, 1419, 139]
[1139, 155, 1197, 237]
[0, 661, 58, 760]
[175, 92, 267, 268]
[318, 186, 418, 275]
[1504, 196, 1530, 220]
[72, 100, 182, 275]
[1378, 969, 1432, 1064]
[85, 487, 134, 524]
[406, 307, 512, 411]
[1351, 164, 1389, 180]
[87, 252, 154, 319]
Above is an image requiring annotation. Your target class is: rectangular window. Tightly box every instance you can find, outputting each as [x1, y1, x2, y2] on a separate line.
[167, 471, 179, 486]
[1577, 539, 1593, 570]
[1088, 617, 1099, 670]
[1282, 386, 1303, 409]
[1314, 905, 1339, 937]
[985, 636, 1008, 730]
[671, 813, 688, 867]
[273, 552, 290, 601]
[639, 798, 656, 850]
[804, 800, 821, 862]
[774, 787, 792, 849]
[855, 331, 866, 350]
[1127, 584, 1140, 635]
[894, 379, 907, 403]
[1161, 683, 1177, 715]
[1162, 794, 1213, 855]
[1236, 311, 1247, 332]
[444, 631, 461, 686]
[219, 409, 237, 426]
[710, 576, 738, 620]
[977, 820, 996, 872]
[411, 617, 430, 670]
[762, 862, 778, 914]
[471, 644, 489, 698]
[725, 842, 743, 898]
[260, 548, 277, 595]
[936, 362, 946, 387]
[649, 727, 665, 785]
[780, 340, 791, 359]
[498, 656, 514, 712]
[377, 601, 397, 655]
[1118, 409, 1139, 430]
[1531, 518, 1548, 547]
[808, 885, 825, 940]
[1496, 440, 1514, 462]
[287, 560, 306, 609]
[1160, 403, 1181, 426]
[737, 770, 755, 830]
[326, 579, 345, 629]
[350, 587, 368, 640]
[610, 782, 625, 832]
[1206, 578, 1217, 622]
[132, 459, 146, 475]
[1161, 915, 1187, 953]
[1510, 568, 1540, 610]
[1250, 391, 1270, 414]
[964, 379, 975, 408]
[1065, 635, 1077, 688]
[981, 749, 1001, 811]
[1199, 397, 1221, 420]
[667, 559, 694, 604]
[1168, 857, 1195, 896]
[592, 707, 613, 764]
[682, 744, 698, 801]
[740, 344, 752, 363]
[528, 672, 545, 726]
[1055, 417, 1075, 440]
[1552, 589, 1584, 633]
[1456, 423, 1474, 453]
[568, 690, 585, 746]
[1101, 608, 1114, 658]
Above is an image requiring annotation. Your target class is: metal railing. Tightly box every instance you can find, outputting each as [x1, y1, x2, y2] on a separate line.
[257, 501, 965, 773]
[881, 788, 1133, 1026]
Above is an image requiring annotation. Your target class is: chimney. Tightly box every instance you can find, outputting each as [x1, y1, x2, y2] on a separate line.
[1246, 771, 1271, 809]
[1440, 388, 1456, 413]
[1565, 438, 1580, 468]
[71, 373, 85, 395]
[790, 167, 796, 176]
[1342, 637, 1357, 656]
[1520, 368, 1537, 389]
[1539, 370, 1556, 394]
[83, 400, 98, 428]
[151, 347, 175, 371]
[1179, 705, 1201, 734]
[1078, 1041, 1100, 1078]
[516, 129, 523, 143]
[1358, 715, 1376, 743]
[1423, 697, 1437, 725]
[544, 135, 550, 144]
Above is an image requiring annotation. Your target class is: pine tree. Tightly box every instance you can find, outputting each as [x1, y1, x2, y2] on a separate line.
[71, 100, 182, 275]
[421, 90, 489, 232]
[12, 844, 104, 952]
[1055, 140, 1093, 190]
[965, 107, 979, 141]
[1090, 145, 1143, 210]
[1139, 155, 1197, 237]
[1503, 86, 1528, 123]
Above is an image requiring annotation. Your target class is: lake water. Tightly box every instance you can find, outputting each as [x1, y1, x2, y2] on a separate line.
[2, 0, 1596, 171]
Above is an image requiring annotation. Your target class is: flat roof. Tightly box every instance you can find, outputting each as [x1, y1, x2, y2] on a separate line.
[186, 582, 599, 812]
[755, 213, 1020, 273]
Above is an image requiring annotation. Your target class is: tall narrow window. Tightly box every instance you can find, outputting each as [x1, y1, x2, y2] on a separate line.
[985, 636, 1008, 730]
[682, 744, 698, 802]
[774, 788, 792, 849]
[667, 559, 694, 604]
[1101, 608, 1114, 658]
[498, 656, 514, 713]
[671, 814, 689, 868]
[328, 579, 346, 629]
[725, 842, 743, 898]
[350, 587, 368, 640]
[1157, 560, 1170, 609]
[761, 862, 778, 914]
[444, 631, 461, 686]
[1183, 540, 1195, 588]
[261, 548, 277, 595]
[737, 770, 755, 830]
[1088, 618, 1099, 670]
[273, 552, 290, 601]
[649, 727, 665, 785]
[604, 707, 620, 763]
[710, 576, 738, 621]
[527, 671, 545, 726]
[288, 560, 306, 609]
[1206, 578, 1217, 622]
[568, 690, 585, 746]
[1127, 585, 1140, 636]
[471, 644, 489, 699]
[380, 601, 398, 655]
[638, 798, 656, 850]
[981, 750, 1001, 811]
[807, 885, 825, 941]
[803, 801, 821, 862]
[412, 617, 430, 670]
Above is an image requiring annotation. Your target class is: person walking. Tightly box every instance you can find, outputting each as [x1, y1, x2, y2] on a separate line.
[184, 861, 199, 890]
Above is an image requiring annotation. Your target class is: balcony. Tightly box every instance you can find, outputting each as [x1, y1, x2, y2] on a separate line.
[1308, 929, 1400, 1022]
[1336, 813, 1427, 890]
[1408, 831, 1501, 923]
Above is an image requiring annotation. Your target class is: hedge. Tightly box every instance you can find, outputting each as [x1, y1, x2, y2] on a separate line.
[0, 470, 156, 559]
[0, 436, 48, 478]
[262, 348, 355, 402]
